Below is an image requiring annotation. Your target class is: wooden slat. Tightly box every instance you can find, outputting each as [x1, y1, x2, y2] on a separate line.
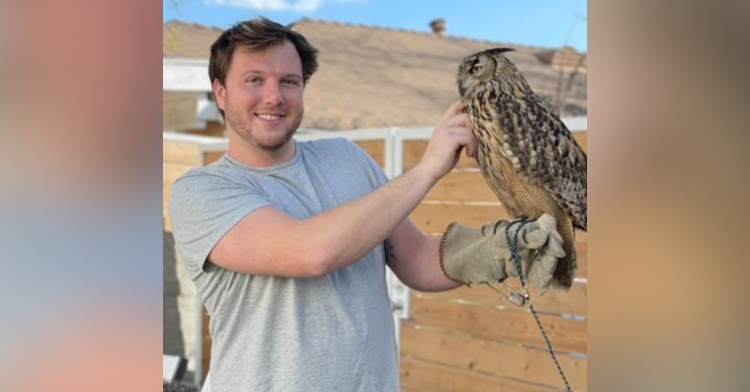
[409, 203, 508, 234]
[202, 307, 211, 380]
[425, 171, 498, 202]
[409, 203, 587, 239]
[400, 356, 559, 392]
[163, 164, 193, 188]
[409, 297, 587, 354]
[163, 164, 194, 232]
[400, 323, 587, 391]
[163, 140, 201, 165]
[403, 140, 478, 171]
[355, 140, 385, 167]
[402, 140, 426, 172]
[203, 150, 225, 165]
[573, 132, 587, 153]
[576, 242, 587, 278]
[416, 281, 587, 316]
[186, 120, 225, 138]
[164, 216, 173, 232]
[402, 131, 586, 170]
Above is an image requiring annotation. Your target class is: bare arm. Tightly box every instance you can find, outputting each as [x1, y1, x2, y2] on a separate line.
[384, 219, 462, 292]
[210, 165, 435, 277]
[209, 101, 475, 277]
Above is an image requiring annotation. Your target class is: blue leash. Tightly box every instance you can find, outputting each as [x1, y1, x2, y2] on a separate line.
[505, 218, 573, 392]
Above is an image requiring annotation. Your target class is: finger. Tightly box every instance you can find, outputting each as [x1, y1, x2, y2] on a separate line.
[465, 127, 477, 158]
[442, 126, 473, 145]
[516, 220, 541, 247]
[535, 214, 563, 245]
[536, 214, 558, 232]
[543, 215, 563, 244]
[465, 145, 474, 159]
[442, 112, 470, 128]
[521, 228, 548, 249]
[546, 236, 566, 258]
[440, 100, 465, 122]
[442, 121, 477, 159]
[529, 255, 557, 295]
[551, 229, 563, 247]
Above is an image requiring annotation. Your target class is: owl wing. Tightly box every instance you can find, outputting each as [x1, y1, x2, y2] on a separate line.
[496, 94, 587, 231]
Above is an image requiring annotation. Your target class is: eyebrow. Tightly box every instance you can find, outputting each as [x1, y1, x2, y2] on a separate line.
[240, 70, 302, 79]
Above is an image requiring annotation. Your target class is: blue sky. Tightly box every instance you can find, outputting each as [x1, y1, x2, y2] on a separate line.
[163, 0, 587, 52]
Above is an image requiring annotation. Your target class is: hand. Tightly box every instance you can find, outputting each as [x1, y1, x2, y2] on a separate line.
[439, 214, 566, 296]
[482, 215, 565, 294]
[417, 100, 476, 181]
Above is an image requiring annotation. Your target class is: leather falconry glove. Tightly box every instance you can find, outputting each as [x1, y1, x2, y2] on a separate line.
[439, 214, 566, 296]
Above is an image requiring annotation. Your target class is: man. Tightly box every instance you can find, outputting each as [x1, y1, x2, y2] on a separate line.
[169, 17, 564, 392]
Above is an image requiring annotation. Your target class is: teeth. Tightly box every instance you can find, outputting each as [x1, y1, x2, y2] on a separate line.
[257, 113, 282, 120]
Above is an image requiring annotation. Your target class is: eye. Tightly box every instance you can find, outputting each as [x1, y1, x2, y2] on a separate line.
[281, 78, 301, 87]
[469, 63, 483, 75]
[245, 76, 261, 84]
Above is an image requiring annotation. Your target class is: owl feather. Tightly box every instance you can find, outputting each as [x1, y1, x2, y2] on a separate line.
[457, 48, 587, 291]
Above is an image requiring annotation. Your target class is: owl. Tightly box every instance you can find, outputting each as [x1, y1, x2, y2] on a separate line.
[457, 47, 587, 292]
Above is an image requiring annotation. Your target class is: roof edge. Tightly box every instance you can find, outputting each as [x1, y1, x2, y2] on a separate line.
[163, 18, 585, 53]
[291, 17, 576, 52]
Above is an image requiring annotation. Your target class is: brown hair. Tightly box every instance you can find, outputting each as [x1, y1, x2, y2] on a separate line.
[209, 17, 319, 88]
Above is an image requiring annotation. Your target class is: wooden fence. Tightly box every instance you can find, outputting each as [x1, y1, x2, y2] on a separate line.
[163, 123, 588, 391]
[163, 133, 227, 383]
[352, 131, 587, 392]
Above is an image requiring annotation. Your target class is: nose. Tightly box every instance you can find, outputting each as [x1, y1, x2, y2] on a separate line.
[262, 81, 285, 106]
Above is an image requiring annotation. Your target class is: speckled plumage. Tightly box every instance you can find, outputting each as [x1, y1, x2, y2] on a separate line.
[457, 48, 587, 290]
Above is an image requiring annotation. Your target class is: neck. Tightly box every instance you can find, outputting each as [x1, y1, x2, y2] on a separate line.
[227, 132, 296, 168]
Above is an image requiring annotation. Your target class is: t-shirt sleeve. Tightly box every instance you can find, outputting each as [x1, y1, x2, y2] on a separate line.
[168, 170, 272, 277]
[342, 140, 390, 188]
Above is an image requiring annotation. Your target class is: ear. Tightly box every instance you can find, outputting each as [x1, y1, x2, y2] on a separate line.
[212, 79, 226, 111]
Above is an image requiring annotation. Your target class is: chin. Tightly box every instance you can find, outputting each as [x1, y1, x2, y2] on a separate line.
[254, 132, 295, 152]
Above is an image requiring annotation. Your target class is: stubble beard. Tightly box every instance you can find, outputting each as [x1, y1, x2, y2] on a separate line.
[225, 106, 302, 153]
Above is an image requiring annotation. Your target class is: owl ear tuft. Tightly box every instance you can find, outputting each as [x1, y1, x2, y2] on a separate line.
[488, 47, 515, 55]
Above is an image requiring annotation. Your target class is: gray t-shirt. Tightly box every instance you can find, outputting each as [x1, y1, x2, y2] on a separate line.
[169, 138, 399, 392]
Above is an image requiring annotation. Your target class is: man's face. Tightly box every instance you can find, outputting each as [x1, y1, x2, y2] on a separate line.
[214, 40, 304, 153]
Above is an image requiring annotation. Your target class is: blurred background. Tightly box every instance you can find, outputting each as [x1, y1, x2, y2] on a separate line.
[162, 1, 589, 390]
[2, 0, 750, 391]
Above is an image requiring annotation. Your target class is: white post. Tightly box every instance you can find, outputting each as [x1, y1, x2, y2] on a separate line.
[193, 296, 203, 385]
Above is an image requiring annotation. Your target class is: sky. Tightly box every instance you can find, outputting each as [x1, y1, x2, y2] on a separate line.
[163, 0, 587, 52]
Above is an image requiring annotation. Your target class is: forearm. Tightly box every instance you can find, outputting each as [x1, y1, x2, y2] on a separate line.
[211, 165, 437, 277]
[393, 237, 462, 292]
[301, 164, 437, 275]
[385, 219, 462, 292]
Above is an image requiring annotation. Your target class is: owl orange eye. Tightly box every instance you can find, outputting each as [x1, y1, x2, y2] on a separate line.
[470, 64, 483, 74]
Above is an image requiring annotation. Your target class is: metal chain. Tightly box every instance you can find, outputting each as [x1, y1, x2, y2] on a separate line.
[505, 219, 573, 392]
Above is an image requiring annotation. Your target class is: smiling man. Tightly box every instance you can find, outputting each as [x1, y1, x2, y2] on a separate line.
[210, 39, 306, 166]
[169, 16, 564, 392]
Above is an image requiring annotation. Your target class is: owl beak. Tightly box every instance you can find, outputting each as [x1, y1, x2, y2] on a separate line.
[458, 81, 467, 97]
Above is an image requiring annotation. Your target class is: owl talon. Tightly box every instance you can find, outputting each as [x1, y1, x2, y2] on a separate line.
[492, 219, 509, 235]
[513, 216, 530, 242]
[506, 216, 529, 235]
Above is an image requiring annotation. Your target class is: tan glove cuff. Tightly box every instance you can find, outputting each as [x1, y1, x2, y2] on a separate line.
[439, 222, 508, 285]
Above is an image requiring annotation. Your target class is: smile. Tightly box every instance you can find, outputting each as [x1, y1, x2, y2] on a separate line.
[256, 113, 284, 121]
